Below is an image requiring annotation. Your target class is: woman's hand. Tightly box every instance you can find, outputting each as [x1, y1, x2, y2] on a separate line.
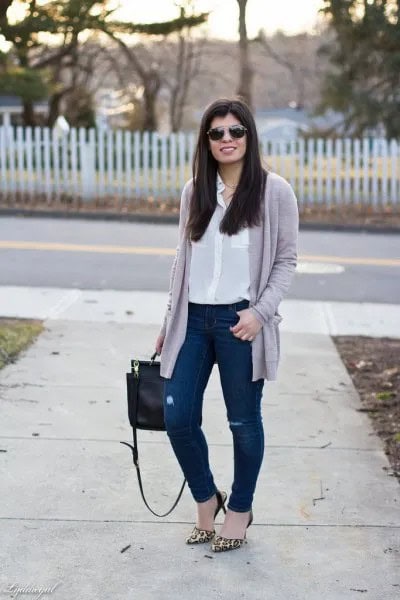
[155, 334, 165, 355]
[230, 309, 262, 342]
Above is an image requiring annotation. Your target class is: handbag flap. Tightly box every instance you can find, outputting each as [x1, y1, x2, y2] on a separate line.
[126, 361, 165, 431]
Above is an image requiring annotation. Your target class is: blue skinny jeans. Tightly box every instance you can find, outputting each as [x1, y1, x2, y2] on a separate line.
[163, 300, 265, 513]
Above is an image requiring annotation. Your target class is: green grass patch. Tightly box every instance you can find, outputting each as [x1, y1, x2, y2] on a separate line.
[0, 318, 43, 369]
[375, 390, 396, 401]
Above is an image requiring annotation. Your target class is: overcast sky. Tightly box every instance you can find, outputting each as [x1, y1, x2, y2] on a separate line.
[1, 0, 325, 51]
[115, 0, 325, 38]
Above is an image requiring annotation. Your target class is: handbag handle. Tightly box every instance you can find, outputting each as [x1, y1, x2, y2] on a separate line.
[121, 351, 186, 517]
[120, 428, 186, 517]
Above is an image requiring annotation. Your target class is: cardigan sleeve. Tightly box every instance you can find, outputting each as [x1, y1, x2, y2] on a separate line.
[250, 178, 299, 324]
[159, 180, 192, 337]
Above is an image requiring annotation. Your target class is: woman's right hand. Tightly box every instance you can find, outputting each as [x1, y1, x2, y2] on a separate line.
[155, 334, 165, 355]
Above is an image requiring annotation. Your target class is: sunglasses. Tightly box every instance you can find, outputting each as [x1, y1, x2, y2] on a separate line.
[207, 125, 247, 141]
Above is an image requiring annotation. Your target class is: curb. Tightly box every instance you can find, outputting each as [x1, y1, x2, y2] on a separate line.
[1, 207, 400, 234]
[0, 207, 179, 225]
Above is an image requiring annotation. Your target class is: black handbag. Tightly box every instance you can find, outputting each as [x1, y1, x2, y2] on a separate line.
[120, 352, 186, 517]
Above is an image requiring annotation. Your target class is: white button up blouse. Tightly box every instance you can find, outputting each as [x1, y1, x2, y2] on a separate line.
[188, 174, 250, 304]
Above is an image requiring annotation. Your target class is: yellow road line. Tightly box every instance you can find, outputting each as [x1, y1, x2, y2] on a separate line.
[297, 254, 400, 267]
[0, 241, 399, 267]
[0, 240, 175, 256]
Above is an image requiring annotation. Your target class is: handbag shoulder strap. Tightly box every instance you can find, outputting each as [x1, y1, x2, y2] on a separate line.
[120, 427, 186, 518]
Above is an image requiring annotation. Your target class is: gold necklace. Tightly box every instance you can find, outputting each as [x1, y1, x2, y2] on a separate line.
[223, 181, 238, 190]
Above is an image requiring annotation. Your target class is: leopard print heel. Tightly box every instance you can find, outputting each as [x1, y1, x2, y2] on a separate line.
[186, 526, 215, 544]
[211, 509, 253, 553]
[185, 490, 227, 545]
[211, 535, 246, 552]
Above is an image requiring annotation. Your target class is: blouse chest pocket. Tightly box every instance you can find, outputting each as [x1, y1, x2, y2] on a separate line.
[230, 227, 249, 249]
[192, 230, 209, 248]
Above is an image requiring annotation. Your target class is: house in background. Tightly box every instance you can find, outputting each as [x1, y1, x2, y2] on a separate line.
[255, 107, 347, 139]
[0, 95, 48, 127]
[255, 106, 385, 139]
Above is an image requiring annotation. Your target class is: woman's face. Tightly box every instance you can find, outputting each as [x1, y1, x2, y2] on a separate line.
[207, 113, 247, 167]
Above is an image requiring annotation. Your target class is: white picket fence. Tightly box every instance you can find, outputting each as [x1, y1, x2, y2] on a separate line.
[0, 125, 399, 208]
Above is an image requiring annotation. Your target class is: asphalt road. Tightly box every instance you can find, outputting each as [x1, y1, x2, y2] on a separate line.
[0, 216, 399, 304]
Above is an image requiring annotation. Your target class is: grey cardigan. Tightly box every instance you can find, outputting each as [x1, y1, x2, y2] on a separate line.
[159, 172, 299, 381]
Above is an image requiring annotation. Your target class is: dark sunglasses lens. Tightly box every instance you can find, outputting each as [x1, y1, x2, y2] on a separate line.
[230, 126, 246, 138]
[208, 126, 246, 140]
[208, 128, 224, 141]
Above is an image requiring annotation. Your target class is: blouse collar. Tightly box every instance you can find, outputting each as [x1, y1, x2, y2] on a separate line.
[216, 172, 225, 193]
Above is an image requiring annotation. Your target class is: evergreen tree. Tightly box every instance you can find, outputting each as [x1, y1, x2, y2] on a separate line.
[319, 0, 400, 137]
[0, 1, 207, 127]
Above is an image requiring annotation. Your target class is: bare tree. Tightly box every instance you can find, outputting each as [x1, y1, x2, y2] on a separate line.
[236, 0, 253, 108]
[256, 30, 324, 110]
[108, 37, 162, 131]
[103, 9, 208, 130]
[161, 3, 205, 131]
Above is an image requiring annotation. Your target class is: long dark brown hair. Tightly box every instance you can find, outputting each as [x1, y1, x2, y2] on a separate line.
[186, 98, 267, 241]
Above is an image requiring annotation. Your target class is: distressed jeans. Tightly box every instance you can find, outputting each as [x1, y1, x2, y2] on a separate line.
[163, 300, 265, 512]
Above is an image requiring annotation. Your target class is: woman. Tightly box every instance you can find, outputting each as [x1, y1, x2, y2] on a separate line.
[155, 98, 298, 553]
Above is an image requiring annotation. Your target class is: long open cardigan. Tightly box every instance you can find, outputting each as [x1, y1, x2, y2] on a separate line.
[159, 172, 299, 381]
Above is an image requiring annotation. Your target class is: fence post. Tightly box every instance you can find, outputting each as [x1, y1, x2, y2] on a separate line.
[381, 138, 388, 206]
[142, 131, 150, 198]
[134, 131, 140, 198]
[307, 138, 314, 205]
[298, 138, 305, 206]
[353, 139, 361, 203]
[160, 133, 167, 198]
[0, 127, 8, 198]
[170, 133, 177, 195]
[151, 131, 159, 199]
[43, 127, 52, 202]
[344, 138, 351, 204]
[316, 138, 324, 204]
[8, 126, 16, 200]
[124, 130, 132, 200]
[325, 138, 333, 207]
[79, 127, 96, 200]
[362, 138, 369, 204]
[25, 127, 33, 201]
[389, 139, 398, 206]
[371, 138, 379, 207]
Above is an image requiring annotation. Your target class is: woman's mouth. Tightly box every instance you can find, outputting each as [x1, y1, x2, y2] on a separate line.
[220, 146, 236, 154]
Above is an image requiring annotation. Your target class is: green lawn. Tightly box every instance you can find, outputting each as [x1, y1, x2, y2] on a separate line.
[0, 319, 43, 370]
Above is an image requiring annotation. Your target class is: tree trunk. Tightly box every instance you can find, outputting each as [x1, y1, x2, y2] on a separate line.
[47, 91, 64, 127]
[142, 92, 157, 131]
[236, 0, 253, 108]
[142, 70, 161, 131]
[22, 100, 35, 126]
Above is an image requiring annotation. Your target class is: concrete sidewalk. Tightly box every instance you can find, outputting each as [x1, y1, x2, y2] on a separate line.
[1, 285, 400, 337]
[0, 288, 399, 600]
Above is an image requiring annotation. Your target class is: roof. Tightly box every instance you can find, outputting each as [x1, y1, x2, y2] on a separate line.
[255, 107, 350, 136]
[0, 95, 48, 112]
[256, 108, 310, 124]
[0, 95, 24, 108]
